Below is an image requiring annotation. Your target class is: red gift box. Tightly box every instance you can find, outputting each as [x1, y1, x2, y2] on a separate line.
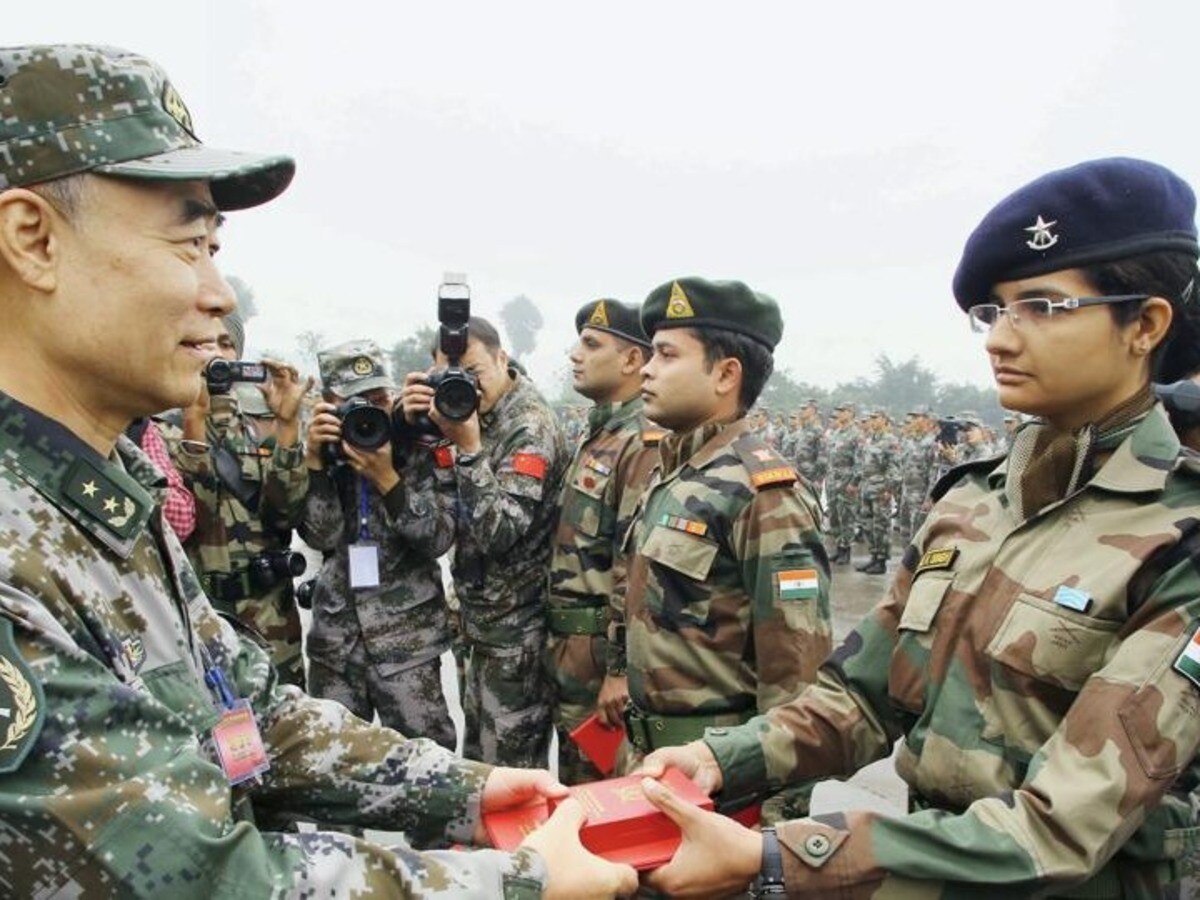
[483, 767, 713, 870]
[568, 713, 625, 776]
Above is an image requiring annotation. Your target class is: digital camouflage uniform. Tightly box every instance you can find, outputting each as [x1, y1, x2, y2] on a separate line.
[0, 391, 547, 898]
[705, 405, 1200, 897]
[168, 393, 308, 687]
[438, 370, 568, 768]
[300, 441, 457, 751]
[623, 418, 833, 800]
[897, 430, 937, 542]
[547, 396, 660, 783]
[826, 418, 861, 555]
[856, 423, 901, 566]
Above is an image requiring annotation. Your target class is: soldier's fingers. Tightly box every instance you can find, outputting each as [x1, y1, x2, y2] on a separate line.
[605, 861, 639, 897]
[640, 777, 697, 831]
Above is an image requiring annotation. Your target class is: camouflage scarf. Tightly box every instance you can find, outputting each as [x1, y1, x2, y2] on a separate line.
[658, 421, 729, 476]
[1008, 384, 1155, 520]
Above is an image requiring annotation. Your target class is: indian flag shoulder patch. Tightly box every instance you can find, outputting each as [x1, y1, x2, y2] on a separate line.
[777, 568, 819, 601]
[1174, 624, 1200, 689]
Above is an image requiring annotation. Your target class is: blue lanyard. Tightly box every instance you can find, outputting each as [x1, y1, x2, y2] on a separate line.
[357, 476, 371, 542]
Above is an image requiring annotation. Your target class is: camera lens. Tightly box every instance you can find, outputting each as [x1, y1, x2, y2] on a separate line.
[435, 373, 479, 422]
[340, 403, 391, 450]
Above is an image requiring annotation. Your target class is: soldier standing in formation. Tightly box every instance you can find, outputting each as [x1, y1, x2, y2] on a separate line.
[825, 400, 861, 564]
[643, 157, 1200, 899]
[301, 341, 457, 749]
[854, 408, 900, 575]
[621, 278, 832, 804]
[546, 299, 659, 783]
[789, 399, 827, 497]
[401, 317, 569, 768]
[0, 43, 635, 898]
[896, 407, 938, 542]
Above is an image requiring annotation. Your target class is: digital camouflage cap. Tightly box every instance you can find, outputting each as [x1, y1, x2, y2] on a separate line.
[318, 340, 394, 399]
[0, 44, 294, 210]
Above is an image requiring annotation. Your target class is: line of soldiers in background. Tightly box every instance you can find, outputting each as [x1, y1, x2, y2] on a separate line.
[559, 401, 1018, 577]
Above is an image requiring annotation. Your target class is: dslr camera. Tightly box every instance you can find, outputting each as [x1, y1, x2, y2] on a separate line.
[248, 550, 307, 594]
[936, 416, 968, 447]
[415, 273, 479, 435]
[205, 358, 268, 395]
[321, 396, 395, 466]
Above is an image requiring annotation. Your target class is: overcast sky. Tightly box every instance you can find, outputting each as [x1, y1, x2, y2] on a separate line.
[11, 1, 1200, 395]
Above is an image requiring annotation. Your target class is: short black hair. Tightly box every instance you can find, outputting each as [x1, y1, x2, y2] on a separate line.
[26, 173, 89, 218]
[429, 315, 504, 357]
[692, 326, 774, 413]
[1084, 250, 1200, 383]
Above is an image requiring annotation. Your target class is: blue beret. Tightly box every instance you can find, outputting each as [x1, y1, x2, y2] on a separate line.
[952, 158, 1199, 311]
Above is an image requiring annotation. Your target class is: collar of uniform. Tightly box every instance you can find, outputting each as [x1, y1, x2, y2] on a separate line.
[479, 368, 524, 432]
[658, 416, 747, 476]
[592, 394, 643, 437]
[0, 391, 158, 558]
[988, 403, 1176, 496]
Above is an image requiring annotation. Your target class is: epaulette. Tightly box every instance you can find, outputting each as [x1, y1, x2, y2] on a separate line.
[641, 427, 666, 447]
[930, 455, 1005, 502]
[733, 434, 797, 490]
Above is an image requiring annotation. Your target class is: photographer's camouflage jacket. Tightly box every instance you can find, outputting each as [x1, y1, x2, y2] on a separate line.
[0, 391, 545, 898]
[300, 442, 455, 674]
[707, 404, 1200, 898]
[441, 371, 568, 646]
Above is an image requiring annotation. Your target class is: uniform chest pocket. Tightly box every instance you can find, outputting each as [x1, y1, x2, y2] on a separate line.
[889, 573, 953, 714]
[899, 573, 953, 633]
[986, 592, 1120, 692]
[567, 470, 613, 538]
[640, 525, 719, 582]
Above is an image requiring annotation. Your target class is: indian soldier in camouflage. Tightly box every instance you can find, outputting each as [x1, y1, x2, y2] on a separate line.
[621, 278, 832, 809]
[640, 157, 1200, 899]
[896, 409, 938, 542]
[825, 402, 861, 565]
[401, 317, 569, 768]
[170, 311, 310, 688]
[854, 409, 900, 575]
[547, 299, 659, 784]
[0, 43, 636, 899]
[789, 400, 827, 495]
[300, 340, 457, 750]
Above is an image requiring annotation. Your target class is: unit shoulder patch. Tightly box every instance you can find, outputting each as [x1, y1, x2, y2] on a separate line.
[0, 618, 44, 774]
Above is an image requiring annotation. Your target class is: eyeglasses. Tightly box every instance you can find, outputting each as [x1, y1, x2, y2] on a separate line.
[968, 294, 1150, 333]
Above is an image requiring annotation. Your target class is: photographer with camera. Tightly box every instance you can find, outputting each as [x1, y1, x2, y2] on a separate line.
[171, 305, 312, 688]
[301, 339, 457, 750]
[400, 300, 568, 769]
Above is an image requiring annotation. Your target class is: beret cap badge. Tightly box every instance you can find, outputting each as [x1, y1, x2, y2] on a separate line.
[1025, 215, 1058, 251]
[588, 301, 610, 328]
[665, 282, 696, 319]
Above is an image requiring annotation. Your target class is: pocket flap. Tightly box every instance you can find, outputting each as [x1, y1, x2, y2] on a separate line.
[987, 593, 1119, 691]
[899, 574, 952, 633]
[640, 525, 718, 582]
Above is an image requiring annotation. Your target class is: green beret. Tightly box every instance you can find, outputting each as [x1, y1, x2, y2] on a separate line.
[640, 277, 783, 350]
[574, 298, 650, 348]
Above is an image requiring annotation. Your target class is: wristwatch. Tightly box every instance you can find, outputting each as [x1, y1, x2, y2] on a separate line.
[750, 827, 787, 897]
[455, 449, 481, 467]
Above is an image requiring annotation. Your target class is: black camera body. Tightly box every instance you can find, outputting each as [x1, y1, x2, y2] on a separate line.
[322, 396, 394, 465]
[205, 358, 268, 395]
[247, 550, 307, 594]
[415, 274, 479, 435]
[936, 417, 968, 446]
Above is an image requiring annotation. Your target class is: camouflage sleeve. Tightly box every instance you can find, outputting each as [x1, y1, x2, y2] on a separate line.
[377, 452, 456, 559]
[258, 442, 309, 531]
[455, 424, 558, 555]
[732, 483, 833, 713]
[606, 442, 657, 676]
[297, 469, 346, 552]
[0, 585, 549, 899]
[710, 562, 1200, 895]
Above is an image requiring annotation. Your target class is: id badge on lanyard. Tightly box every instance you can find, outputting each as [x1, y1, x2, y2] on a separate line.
[349, 476, 381, 589]
[205, 666, 270, 786]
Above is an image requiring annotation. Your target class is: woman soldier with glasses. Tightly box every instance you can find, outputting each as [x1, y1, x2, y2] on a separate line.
[636, 158, 1200, 899]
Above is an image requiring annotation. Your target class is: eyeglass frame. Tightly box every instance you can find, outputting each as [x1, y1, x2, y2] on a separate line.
[967, 294, 1151, 333]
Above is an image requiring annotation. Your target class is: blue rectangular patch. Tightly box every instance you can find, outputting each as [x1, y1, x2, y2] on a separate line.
[1053, 585, 1092, 613]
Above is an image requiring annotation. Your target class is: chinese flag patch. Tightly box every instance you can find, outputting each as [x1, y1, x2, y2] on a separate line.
[512, 452, 547, 480]
[433, 444, 455, 469]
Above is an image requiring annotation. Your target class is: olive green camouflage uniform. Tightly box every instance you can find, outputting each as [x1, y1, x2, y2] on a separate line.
[622, 419, 833, 790]
[168, 393, 307, 687]
[0, 391, 546, 898]
[897, 430, 937, 542]
[789, 419, 827, 493]
[706, 405, 1200, 897]
[857, 425, 901, 563]
[826, 419, 861, 553]
[547, 396, 660, 783]
[300, 441, 457, 751]
[436, 371, 568, 768]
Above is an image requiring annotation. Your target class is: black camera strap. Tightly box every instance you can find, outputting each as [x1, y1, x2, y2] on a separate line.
[212, 441, 261, 511]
